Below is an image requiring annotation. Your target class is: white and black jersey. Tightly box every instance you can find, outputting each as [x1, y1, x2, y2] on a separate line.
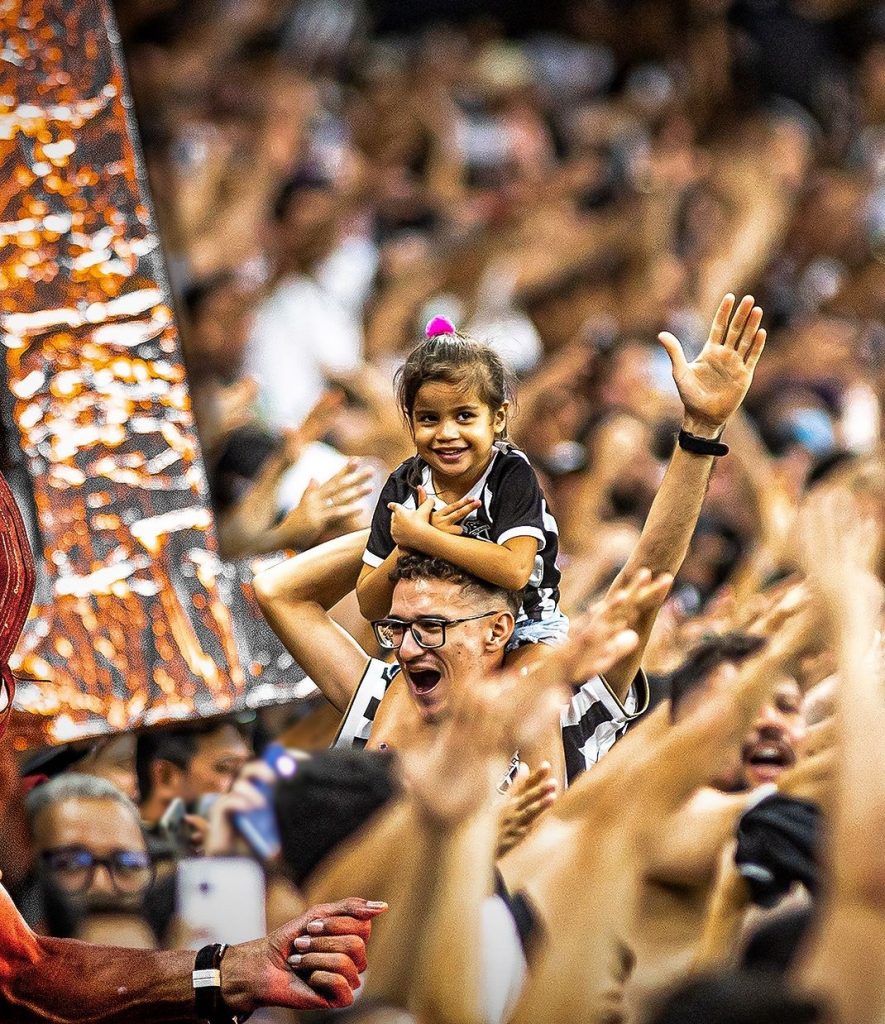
[363, 445, 561, 622]
[332, 657, 648, 787]
[560, 671, 649, 784]
[332, 658, 400, 751]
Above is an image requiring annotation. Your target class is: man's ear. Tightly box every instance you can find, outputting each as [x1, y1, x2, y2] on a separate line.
[153, 758, 183, 801]
[486, 610, 515, 652]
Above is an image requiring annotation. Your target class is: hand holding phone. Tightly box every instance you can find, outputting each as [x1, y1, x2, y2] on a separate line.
[229, 744, 300, 861]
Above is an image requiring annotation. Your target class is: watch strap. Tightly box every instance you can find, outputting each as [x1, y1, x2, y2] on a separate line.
[677, 428, 729, 457]
[194, 944, 239, 1024]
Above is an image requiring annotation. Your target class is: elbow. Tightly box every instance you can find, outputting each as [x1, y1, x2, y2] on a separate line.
[503, 564, 534, 592]
[252, 570, 280, 608]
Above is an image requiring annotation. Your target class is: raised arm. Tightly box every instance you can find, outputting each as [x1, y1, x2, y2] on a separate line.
[356, 551, 402, 621]
[254, 530, 372, 712]
[370, 655, 564, 1024]
[605, 292, 767, 700]
[796, 491, 885, 1024]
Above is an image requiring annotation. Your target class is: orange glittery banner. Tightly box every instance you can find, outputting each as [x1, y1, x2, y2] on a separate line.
[0, 0, 258, 746]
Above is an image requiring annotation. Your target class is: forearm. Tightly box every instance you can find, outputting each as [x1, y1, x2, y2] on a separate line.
[215, 455, 288, 560]
[620, 435, 716, 582]
[411, 531, 531, 591]
[255, 530, 369, 612]
[362, 804, 441, 1008]
[606, 439, 715, 698]
[356, 551, 402, 620]
[644, 794, 748, 887]
[306, 802, 413, 908]
[797, 902, 885, 1024]
[3, 938, 196, 1024]
[413, 812, 498, 1024]
[692, 858, 751, 973]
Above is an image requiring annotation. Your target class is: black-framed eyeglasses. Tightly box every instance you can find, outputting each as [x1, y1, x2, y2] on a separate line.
[41, 846, 154, 894]
[371, 611, 502, 651]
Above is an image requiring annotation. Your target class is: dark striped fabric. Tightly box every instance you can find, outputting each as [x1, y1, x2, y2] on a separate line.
[333, 658, 648, 785]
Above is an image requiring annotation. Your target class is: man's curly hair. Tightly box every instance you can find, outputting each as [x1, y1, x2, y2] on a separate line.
[390, 553, 522, 617]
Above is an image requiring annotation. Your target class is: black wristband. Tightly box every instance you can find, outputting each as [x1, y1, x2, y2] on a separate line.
[194, 943, 239, 1024]
[677, 427, 729, 457]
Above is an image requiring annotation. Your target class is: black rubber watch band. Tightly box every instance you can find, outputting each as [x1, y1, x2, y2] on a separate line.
[194, 943, 239, 1024]
[677, 428, 729, 457]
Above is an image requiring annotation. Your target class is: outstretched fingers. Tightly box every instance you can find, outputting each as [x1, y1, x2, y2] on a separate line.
[744, 327, 767, 368]
[723, 294, 756, 349]
[734, 304, 763, 355]
[708, 292, 736, 346]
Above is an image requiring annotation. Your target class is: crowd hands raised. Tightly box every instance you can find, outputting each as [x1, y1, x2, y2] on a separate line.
[3, 0, 885, 1021]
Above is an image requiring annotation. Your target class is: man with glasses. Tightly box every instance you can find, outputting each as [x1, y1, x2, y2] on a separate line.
[257, 537, 656, 783]
[24, 774, 154, 942]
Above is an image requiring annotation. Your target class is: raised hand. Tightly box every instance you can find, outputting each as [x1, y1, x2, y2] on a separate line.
[558, 568, 673, 684]
[797, 488, 881, 626]
[496, 760, 558, 857]
[658, 293, 766, 435]
[281, 460, 375, 549]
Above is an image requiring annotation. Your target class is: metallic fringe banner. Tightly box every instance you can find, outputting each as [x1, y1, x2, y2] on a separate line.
[0, 0, 300, 747]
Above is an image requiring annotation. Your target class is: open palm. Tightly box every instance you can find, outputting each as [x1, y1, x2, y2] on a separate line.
[659, 294, 766, 433]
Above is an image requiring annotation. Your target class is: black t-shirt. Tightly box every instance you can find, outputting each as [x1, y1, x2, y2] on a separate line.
[363, 445, 561, 621]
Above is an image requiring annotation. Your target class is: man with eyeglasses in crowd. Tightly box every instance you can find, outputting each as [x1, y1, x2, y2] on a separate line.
[0, 471, 386, 1022]
[23, 774, 156, 947]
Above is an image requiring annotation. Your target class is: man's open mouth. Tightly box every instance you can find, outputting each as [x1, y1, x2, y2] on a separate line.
[407, 668, 441, 694]
[744, 741, 794, 771]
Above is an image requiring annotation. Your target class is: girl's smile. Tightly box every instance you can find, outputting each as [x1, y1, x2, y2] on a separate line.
[410, 382, 508, 495]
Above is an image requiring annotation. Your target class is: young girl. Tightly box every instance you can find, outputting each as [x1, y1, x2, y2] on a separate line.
[356, 317, 567, 658]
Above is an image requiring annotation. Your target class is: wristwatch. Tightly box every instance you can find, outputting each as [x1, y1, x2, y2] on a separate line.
[677, 427, 729, 457]
[193, 943, 248, 1024]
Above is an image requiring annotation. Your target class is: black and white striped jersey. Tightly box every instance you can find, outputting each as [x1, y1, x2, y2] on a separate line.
[332, 658, 648, 785]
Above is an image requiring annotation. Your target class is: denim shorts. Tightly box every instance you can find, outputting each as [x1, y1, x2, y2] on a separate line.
[506, 610, 570, 653]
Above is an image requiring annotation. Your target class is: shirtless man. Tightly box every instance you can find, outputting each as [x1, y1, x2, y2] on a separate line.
[257, 292, 770, 785]
[0, 471, 385, 1022]
[624, 628, 820, 1014]
[501, 604, 818, 1024]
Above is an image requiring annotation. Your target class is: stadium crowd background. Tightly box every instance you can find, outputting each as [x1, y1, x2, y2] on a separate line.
[126, 0, 884, 609]
[2, 1, 885, 1022]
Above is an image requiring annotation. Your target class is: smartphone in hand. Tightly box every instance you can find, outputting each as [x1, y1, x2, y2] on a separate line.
[231, 743, 299, 861]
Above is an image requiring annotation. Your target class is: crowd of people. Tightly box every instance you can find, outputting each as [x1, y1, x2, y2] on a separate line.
[3, 0, 885, 1021]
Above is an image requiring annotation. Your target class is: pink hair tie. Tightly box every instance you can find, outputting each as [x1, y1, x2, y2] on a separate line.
[425, 316, 456, 338]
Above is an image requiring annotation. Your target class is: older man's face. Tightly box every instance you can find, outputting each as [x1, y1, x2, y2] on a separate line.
[389, 578, 509, 723]
[33, 797, 152, 908]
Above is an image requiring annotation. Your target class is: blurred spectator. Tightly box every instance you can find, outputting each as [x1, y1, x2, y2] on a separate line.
[135, 719, 251, 825]
[24, 774, 157, 947]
